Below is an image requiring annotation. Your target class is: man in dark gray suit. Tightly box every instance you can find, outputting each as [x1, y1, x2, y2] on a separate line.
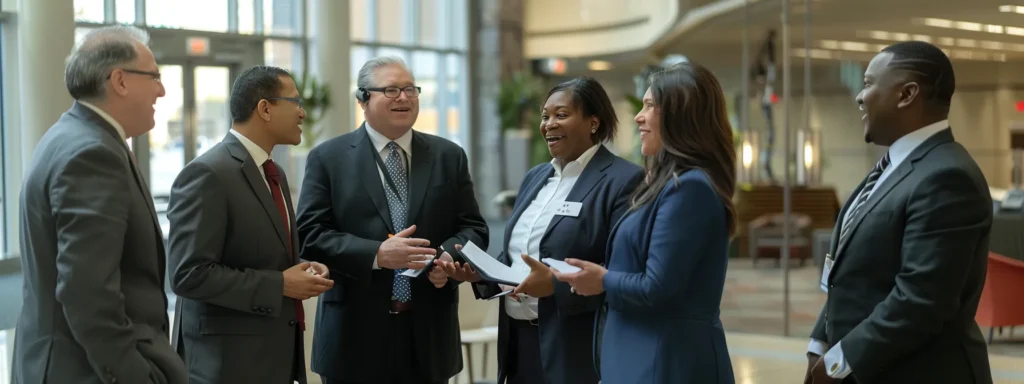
[13, 26, 187, 384]
[166, 65, 334, 384]
[805, 41, 992, 384]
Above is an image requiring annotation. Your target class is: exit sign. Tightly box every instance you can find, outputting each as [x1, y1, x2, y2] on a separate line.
[186, 36, 210, 56]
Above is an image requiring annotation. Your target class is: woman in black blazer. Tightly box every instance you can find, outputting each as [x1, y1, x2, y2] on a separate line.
[440, 77, 642, 384]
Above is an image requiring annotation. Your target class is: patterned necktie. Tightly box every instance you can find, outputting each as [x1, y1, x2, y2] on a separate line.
[837, 152, 891, 255]
[383, 142, 412, 302]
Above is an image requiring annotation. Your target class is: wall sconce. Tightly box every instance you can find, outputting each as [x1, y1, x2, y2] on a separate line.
[738, 130, 761, 184]
[796, 129, 821, 185]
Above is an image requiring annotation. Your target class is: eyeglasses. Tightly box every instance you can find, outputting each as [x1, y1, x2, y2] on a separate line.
[266, 97, 303, 108]
[363, 86, 421, 99]
[110, 68, 162, 83]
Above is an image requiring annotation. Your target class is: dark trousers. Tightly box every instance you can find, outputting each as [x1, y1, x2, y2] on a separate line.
[320, 313, 442, 384]
[506, 319, 545, 384]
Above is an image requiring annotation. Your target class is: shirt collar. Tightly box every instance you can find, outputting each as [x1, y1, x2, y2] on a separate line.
[551, 143, 602, 176]
[78, 100, 127, 141]
[229, 129, 271, 166]
[365, 122, 413, 156]
[887, 119, 949, 169]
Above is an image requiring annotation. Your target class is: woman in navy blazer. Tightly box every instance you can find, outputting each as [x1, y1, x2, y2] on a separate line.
[440, 77, 642, 384]
[555, 62, 737, 383]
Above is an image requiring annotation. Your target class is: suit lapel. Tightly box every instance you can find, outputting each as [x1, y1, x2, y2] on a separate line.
[406, 132, 434, 226]
[70, 102, 165, 256]
[224, 134, 289, 250]
[834, 128, 955, 259]
[351, 126, 395, 233]
[541, 146, 613, 248]
[501, 165, 554, 265]
[829, 180, 863, 256]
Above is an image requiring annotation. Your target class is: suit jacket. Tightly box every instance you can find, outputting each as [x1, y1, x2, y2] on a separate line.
[471, 146, 642, 384]
[810, 128, 993, 383]
[12, 102, 187, 384]
[166, 133, 306, 384]
[295, 124, 489, 382]
[600, 169, 735, 384]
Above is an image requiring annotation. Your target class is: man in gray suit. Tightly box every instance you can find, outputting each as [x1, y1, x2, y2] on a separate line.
[13, 26, 187, 384]
[805, 41, 992, 383]
[166, 65, 334, 384]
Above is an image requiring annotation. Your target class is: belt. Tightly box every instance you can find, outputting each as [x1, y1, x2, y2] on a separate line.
[390, 299, 411, 314]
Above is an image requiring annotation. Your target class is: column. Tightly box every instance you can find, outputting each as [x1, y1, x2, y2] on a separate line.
[18, 0, 74, 164]
[469, 0, 525, 220]
[4, 0, 75, 254]
[310, 0, 351, 140]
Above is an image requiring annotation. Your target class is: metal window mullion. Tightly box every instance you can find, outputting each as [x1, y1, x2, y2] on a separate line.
[405, 0, 418, 46]
[105, 0, 115, 23]
[367, 0, 378, 41]
[136, 0, 145, 25]
[254, 0, 264, 34]
[183, 63, 198, 164]
[436, 53, 448, 139]
[228, 0, 238, 33]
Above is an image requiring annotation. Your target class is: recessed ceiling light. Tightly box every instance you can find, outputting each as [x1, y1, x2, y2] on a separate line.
[999, 5, 1024, 14]
[587, 60, 612, 71]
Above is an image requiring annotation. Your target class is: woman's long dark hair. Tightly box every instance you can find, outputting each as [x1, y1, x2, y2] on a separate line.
[629, 62, 737, 235]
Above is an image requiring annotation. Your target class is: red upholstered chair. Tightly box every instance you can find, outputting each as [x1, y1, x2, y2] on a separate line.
[975, 252, 1024, 343]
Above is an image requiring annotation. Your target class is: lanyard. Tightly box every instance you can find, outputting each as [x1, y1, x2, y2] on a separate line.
[371, 143, 407, 205]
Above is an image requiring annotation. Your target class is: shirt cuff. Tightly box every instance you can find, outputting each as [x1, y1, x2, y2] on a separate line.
[807, 339, 828, 356]
[824, 341, 852, 379]
[372, 254, 380, 270]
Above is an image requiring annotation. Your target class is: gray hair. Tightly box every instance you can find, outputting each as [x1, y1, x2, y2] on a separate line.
[65, 25, 151, 100]
[354, 56, 414, 101]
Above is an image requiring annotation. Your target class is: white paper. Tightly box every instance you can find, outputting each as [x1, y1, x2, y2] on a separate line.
[400, 255, 436, 277]
[541, 258, 582, 273]
[461, 241, 528, 285]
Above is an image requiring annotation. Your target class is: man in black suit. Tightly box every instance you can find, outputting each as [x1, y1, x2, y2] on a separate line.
[296, 56, 489, 384]
[805, 41, 992, 384]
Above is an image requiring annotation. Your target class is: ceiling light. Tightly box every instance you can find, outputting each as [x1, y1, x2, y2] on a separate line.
[999, 5, 1024, 14]
[857, 29, 1024, 53]
[913, 17, 1024, 38]
[587, 60, 612, 71]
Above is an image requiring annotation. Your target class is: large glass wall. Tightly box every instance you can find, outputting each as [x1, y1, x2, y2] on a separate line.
[351, 0, 470, 149]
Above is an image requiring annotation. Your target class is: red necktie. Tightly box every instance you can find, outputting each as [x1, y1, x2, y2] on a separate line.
[261, 159, 306, 331]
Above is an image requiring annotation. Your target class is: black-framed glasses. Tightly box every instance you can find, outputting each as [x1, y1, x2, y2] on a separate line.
[109, 68, 162, 83]
[363, 86, 421, 99]
[266, 97, 303, 108]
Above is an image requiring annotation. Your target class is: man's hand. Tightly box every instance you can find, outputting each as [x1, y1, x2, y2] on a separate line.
[551, 258, 607, 296]
[305, 262, 330, 279]
[436, 244, 482, 282]
[283, 262, 334, 300]
[513, 254, 554, 298]
[807, 354, 838, 384]
[428, 253, 453, 288]
[377, 225, 436, 270]
[804, 353, 820, 384]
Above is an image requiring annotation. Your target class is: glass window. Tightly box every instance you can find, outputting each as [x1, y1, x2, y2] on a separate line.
[449, 0, 467, 50]
[376, 0, 404, 45]
[74, 0, 105, 22]
[264, 39, 304, 76]
[116, 0, 136, 23]
[376, 47, 407, 63]
[350, 0, 370, 42]
[418, 0, 441, 48]
[238, 0, 256, 34]
[146, 0, 229, 32]
[446, 53, 463, 144]
[0, 28, 5, 257]
[263, 0, 302, 36]
[75, 27, 95, 45]
[351, 46, 371, 129]
[411, 51, 438, 135]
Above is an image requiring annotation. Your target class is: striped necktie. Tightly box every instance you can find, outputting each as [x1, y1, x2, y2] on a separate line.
[837, 153, 890, 254]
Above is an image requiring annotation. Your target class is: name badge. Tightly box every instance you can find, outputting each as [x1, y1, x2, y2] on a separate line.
[554, 201, 583, 217]
[820, 253, 834, 293]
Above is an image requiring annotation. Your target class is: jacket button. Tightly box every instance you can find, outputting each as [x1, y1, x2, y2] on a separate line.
[289, 320, 297, 326]
[266, 308, 273, 313]
[252, 306, 259, 311]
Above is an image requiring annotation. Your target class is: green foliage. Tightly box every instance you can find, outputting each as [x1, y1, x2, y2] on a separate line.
[295, 72, 331, 150]
[497, 72, 548, 166]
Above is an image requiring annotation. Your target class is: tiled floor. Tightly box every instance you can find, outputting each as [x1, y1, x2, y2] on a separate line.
[4, 259, 1024, 384]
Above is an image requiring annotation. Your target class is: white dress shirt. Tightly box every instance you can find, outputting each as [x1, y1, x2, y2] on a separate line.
[228, 129, 290, 231]
[365, 123, 413, 270]
[504, 144, 601, 320]
[79, 100, 127, 141]
[809, 119, 949, 378]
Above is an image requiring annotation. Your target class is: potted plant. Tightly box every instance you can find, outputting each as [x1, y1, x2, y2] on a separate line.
[497, 71, 544, 188]
[286, 71, 330, 189]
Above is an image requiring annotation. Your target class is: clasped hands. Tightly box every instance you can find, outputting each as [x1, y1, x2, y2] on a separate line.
[376, 225, 449, 288]
[803, 353, 839, 384]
